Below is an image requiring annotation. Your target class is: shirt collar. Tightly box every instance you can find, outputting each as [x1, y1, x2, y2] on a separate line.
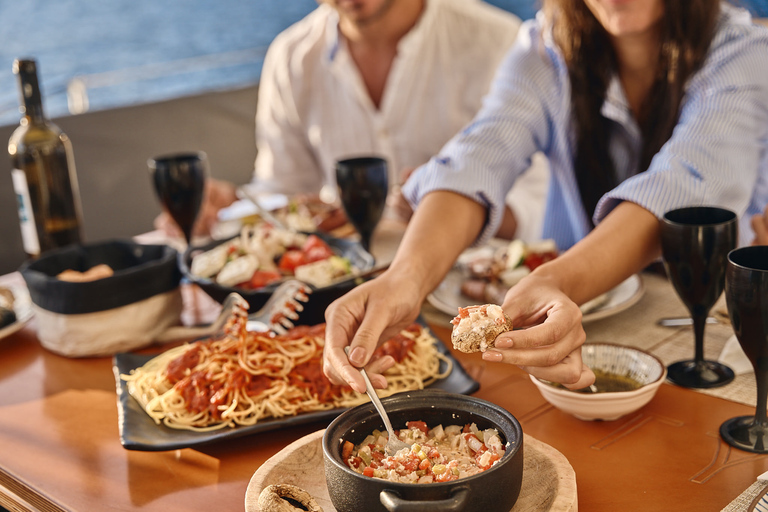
[602, 76, 630, 122]
[602, 75, 642, 141]
[324, 0, 435, 62]
[394, 0, 435, 56]
[325, 8, 342, 62]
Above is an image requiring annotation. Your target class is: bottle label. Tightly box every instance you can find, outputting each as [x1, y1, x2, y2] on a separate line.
[11, 169, 41, 256]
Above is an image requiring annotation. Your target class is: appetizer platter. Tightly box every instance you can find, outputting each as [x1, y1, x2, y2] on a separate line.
[188, 223, 360, 291]
[0, 284, 33, 341]
[181, 225, 375, 324]
[428, 239, 644, 323]
[114, 317, 478, 451]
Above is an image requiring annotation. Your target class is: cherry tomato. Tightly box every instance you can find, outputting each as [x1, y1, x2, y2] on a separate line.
[302, 235, 334, 262]
[523, 251, 557, 271]
[278, 250, 307, 273]
[248, 270, 282, 289]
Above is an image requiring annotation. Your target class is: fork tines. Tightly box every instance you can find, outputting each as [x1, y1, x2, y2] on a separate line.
[267, 281, 312, 334]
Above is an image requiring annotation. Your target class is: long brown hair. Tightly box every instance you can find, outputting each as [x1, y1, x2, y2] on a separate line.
[543, 0, 721, 223]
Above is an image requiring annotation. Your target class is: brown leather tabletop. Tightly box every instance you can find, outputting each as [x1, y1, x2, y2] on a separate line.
[0, 267, 764, 512]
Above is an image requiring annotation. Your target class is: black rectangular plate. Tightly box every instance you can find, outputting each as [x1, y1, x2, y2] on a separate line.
[113, 321, 479, 451]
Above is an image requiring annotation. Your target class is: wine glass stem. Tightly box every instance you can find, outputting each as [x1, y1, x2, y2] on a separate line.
[693, 314, 706, 365]
[361, 233, 372, 253]
[756, 365, 768, 426]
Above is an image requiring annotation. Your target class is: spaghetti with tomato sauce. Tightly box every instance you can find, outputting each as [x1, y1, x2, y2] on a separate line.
[122, 317, 451, 432]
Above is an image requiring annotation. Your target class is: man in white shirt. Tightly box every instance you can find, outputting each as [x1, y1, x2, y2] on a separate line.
[172, 0, 548, 241]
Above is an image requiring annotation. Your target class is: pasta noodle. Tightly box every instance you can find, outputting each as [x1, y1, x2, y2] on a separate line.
[121, 315, 452, 432]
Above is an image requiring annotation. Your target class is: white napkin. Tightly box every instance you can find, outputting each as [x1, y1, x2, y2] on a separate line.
[218, 194, 291, 222]
[217, 199, 259, 221]
[718, 334, 753, 375]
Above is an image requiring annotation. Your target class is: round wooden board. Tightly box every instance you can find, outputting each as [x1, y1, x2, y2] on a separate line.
[245, 430, 577, 512]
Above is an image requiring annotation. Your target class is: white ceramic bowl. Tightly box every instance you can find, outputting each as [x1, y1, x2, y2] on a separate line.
[530, 343, 667, 421]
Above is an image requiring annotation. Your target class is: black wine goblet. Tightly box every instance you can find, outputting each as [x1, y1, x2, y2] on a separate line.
[148, 152, 208, 245]
[335, 156, 389, 253]
[660, 206, 737, 388]
[721, 246, 768, 453]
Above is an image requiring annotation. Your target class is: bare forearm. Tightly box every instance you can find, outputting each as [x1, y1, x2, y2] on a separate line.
[390, 191, 486, 299]
[495, 206, 519, 240]
[532, 201, 661, 305]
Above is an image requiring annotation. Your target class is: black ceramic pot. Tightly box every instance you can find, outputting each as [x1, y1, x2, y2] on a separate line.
[323, 390, 523, 512]
[180, 231, 374, 325]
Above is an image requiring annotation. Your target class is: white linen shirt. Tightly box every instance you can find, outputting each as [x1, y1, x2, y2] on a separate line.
[251, 0, 549, 242]
[403, 4, 768, 249]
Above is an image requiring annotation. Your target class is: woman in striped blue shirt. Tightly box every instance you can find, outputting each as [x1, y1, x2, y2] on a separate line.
[322, 0, 768, 393]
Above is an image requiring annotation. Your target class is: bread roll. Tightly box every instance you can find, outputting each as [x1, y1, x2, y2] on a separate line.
[450, 304, 513, 353]
[57, 264, 114, 282]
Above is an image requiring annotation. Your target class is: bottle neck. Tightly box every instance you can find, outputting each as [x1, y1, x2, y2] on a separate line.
[23, 102, 45, 124]
[14, 59, 46, 124]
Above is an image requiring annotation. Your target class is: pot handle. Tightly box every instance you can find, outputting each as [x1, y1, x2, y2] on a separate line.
[379, 487, 470, 512]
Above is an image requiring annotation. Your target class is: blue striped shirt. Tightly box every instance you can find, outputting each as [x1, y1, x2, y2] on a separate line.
[403, 4, 768, 249]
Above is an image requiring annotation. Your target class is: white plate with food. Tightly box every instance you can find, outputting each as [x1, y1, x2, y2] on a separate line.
[0, 284, 34, 340]
[427, 239, 644, 323]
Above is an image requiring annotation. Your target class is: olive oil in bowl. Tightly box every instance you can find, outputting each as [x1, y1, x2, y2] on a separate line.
[548, 369, 644, 393]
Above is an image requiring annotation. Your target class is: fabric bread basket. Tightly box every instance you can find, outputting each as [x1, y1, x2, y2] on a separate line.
[19, 240, 183, 357]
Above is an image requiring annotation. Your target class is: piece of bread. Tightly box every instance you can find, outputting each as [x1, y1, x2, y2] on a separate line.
[57, 264, 114, 282]
[450, 304, 513, 353]
[258, 484, 324, 512]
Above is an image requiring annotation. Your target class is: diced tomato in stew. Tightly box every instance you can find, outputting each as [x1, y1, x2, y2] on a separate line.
[406, 421, 429, 434]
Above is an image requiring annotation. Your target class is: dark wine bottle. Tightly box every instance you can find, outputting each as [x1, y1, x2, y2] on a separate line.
[9, 58, 84, 258]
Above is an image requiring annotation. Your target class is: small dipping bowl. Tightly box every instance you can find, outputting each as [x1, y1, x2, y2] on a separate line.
[530, 343, 666, 421]
[323, 390, 523, 512]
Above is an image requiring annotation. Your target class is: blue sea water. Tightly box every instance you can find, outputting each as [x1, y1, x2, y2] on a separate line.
[0, 0, 545, 127]
[0, 0, 318, 127]
[0, 0, 541, 128]
[1, 1, 765, 129]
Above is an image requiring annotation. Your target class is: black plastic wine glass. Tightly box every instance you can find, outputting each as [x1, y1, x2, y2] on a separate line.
[720, 246, 768, 453]
[148, 152, 208, 245]
[660, 206, 737, 388]
[335, 156, 389, 253]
